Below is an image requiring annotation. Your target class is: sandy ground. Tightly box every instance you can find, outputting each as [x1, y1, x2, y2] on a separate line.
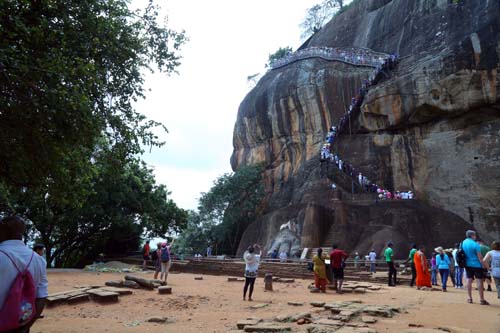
[32, 270, 500, 333]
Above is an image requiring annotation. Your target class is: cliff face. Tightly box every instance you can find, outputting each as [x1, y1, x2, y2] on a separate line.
[232, 0, 500, 256]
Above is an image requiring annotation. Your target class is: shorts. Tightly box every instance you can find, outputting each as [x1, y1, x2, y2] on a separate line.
[332, 268, 344, 280]
[161, 261, 171, 273]
[465, 267, 484, 280]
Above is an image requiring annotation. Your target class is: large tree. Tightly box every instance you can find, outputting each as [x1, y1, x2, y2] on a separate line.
[0, 0, 186, 209]
[300, 0, 348, 39]
[0, 0, 188, 265]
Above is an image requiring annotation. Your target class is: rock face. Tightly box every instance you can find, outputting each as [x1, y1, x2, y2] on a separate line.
[232, 0, 500, 256]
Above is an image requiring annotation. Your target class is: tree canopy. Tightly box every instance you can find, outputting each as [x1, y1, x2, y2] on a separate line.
[266, 47, 293, 68]
[299, 0, 347, 39]
[0, 0, 188, 266]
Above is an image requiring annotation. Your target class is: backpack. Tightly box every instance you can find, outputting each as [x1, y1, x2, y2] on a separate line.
[456, 242, 467, 269]
[0, 250, 37, 331]
[160, 247, 170, 263]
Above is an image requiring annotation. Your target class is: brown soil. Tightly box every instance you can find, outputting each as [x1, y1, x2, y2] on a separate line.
[32, 270, 500, 333]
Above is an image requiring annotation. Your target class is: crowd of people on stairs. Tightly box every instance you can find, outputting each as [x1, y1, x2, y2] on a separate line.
[318, 51, 412, 199]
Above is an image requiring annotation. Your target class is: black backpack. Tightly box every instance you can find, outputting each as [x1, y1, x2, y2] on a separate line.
[456, 242, 467, 269]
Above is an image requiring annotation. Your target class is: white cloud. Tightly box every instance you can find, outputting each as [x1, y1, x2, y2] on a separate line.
[134, 0, 325, 210]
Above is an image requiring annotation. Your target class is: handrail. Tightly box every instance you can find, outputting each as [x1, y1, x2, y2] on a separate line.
[270, 46, 392, 70]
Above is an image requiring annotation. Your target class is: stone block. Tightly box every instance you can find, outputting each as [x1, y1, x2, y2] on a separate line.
[146, 316, 168, 323]
[310, 301, 325, 307]
[158, 286, 172, 295]
[237, 319, 261, 329]
[194, 276, 203, 280]
[87, 290, 119, 303]
[287, 301, 303, 306]
[244, 325, 291, 332]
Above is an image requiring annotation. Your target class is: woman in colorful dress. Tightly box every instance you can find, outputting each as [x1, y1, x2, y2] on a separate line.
[313, 248, 330, 292]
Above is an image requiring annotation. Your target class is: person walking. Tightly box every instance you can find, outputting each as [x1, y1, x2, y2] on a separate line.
[384, 242, 397, 286]
[435, 247, 451, 292]
[0, 216, 48, 332]
[482, 241, 500, 299]
[462, 230, 488, 305]
[330, 244, 349, 293]
[142, 240, 150, 270]
[243, 244, 261, 301]
[313, 248, 330, 293]
[430, 253, 438, 286]
[404, 244, 417, 287]
[414, 245, 432, 289]
[452, 243, 464, 288]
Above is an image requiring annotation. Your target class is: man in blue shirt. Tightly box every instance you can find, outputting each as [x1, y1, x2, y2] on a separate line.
[462, 230, 489, 305]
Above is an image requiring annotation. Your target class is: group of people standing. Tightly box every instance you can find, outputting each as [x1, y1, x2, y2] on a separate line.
[388, 230, 499, 305]
[143, 239, 174, 284]
[312, 244, 349, 294]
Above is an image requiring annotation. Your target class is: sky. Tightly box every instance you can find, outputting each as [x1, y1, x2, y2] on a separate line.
[134, 0, 322, 210]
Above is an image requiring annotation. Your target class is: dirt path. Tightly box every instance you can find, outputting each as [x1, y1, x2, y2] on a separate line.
[32, 270, 500, 333]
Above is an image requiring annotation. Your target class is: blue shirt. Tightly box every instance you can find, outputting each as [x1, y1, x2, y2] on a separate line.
[436, 253, 450, 270]
[462, 238, 481, 268]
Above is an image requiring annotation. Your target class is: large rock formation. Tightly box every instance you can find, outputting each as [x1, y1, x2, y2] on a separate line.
[231, 0, 500, 257]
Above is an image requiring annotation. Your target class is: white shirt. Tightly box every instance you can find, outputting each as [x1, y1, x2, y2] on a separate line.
[244, 252, 261, 273]
[369, 252, 377, 262]
[484, 250, 500, 278]
[0, 240, 49, 308]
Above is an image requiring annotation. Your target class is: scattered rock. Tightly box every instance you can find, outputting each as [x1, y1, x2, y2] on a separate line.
[409, 324, 424, 328]
[353, 288, 366, 294]
[87, 290, 119, 303]
[244, 325, 291, 332]
[146, 316, 167, 323]
[361, 316, 377, 324]
[158, 286, 172, 295]
[237, 319, 261, 329]
[362, 306, 393, 318]
[194, 276, 203, 280]
[310, 301, 325, 307]
[297, 318, 312, 325]
[250, 303, 269, 310]
[313, 319, 343, 327]
[287, 301, 303, 306]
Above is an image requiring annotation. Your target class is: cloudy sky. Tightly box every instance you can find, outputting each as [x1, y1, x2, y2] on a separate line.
[134, 0, 323, 210]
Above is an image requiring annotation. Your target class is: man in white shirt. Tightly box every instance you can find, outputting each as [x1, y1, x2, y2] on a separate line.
[279, 250, 288, 263]
[369, 250, 377, 273]
[0, 216, 48, 332]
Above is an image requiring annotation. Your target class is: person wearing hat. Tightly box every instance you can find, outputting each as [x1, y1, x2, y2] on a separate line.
[384, 241, 396, 286]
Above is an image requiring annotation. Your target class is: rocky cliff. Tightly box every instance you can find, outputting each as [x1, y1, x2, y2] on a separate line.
[231, 0, 500, 257]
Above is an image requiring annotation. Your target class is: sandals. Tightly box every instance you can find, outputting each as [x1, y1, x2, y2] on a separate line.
[480, 300, 490, 305]
[467, 299, 473, 304]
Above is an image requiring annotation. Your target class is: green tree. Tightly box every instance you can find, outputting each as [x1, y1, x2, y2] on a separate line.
[17, 144, 187, 267]
[0, 0, 186, 210]
[175, 164, 265, 256]
[300, 0, 348, 39]
[266, 47, 293, 68]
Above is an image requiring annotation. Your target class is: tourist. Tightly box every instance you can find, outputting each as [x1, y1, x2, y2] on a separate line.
[463, 230, 488, 304]
[160, 239, 174, 284]
[415, 245, 432, 289]
[354, 252, 360, 269]
[482, 241, 500, 299]
[447, 251, 456, 288]
[207, 244, 212, 257]
[478, 239, 492, 292]
[369, 249, 377, 273]
[330, 244, 349, 294]
[33, 244, 45, 258]
[313, 248, 329, 293]
[430, 253, 438, 286]
[404, 244, 417, 287]
[142, 240, 150, 270]
[270, 249, 278, 260]
[243, 244, 261, 301]
[436, 247, 451, 292]
[0, 216, 48, 332]
[279, 250, 288, 263]
[452, 243, 464, 288]
[384, 242, 396, 286]
[153, 242, 162, 280]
